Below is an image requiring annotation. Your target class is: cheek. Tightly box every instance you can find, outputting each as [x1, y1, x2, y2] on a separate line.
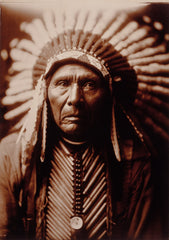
[48, 89, 62, 121]
[85, 91, 111, 125]
[85, 90, 108, 110]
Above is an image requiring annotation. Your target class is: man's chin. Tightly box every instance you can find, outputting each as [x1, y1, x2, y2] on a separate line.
[60, 123, 88, 141]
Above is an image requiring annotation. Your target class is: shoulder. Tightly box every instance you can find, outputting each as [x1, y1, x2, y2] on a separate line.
[0, 133, 22, 185]
[0, 133, 21, 162]
[119, 133, 152, 189]
[0, 132, 19, 145]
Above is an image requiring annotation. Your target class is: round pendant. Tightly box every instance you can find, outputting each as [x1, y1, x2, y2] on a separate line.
[70, 216, 83, 230]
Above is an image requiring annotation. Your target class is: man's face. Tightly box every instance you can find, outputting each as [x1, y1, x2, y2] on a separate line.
[48, 63, 111, 141]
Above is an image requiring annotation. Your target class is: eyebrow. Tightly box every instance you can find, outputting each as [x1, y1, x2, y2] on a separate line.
[52, 74, 101, 82]
[78, 74, 101, 81]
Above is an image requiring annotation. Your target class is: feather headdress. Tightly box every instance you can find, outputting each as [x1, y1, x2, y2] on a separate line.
[2, 4, 169, 170]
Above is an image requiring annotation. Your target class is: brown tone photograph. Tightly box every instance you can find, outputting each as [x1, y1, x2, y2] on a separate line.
[0, 1, 169, 239]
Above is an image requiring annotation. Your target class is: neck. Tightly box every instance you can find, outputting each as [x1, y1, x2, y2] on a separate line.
[61, 136, 87, 146]
[58, 135, 89, 155]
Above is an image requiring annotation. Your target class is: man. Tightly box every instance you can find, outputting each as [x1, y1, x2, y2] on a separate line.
[0, 59, 153, 240]
[0, 4, 167, 240]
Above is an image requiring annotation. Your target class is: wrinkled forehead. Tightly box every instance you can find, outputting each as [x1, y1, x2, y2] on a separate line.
[51, 63, 102, 80]
[45, 58, 106, 79]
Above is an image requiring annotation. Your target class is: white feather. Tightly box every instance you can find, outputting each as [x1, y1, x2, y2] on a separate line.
[127, 43, 166, 60]
[92, 10, 116, 36]
[10, 48, 37, 62]
[137, 75, 169, 87]
[11, 60, 35, 72]
[17, 39, 41, 56]
[64, 6, 78, 31]
[43, 10, 57, 39]
[138, 82, 169, 97]
[2, 90, 34, 105]
[4, 100, 32, 120]
[9, 38, 19, 48]
[74, 9, 88, 31]
[121, 36, 157, 56]
[53, 8, 65, 34]
[9, 77, 32, 88]
[20, 22, 45, 48]
[109, 21, 139, 46]
[134, 63, 169, 75]
[83, 10, 100, 33]
[6, 83, 33, 96]
[9, 70, 32, 82]
[32, 18, 50, 44]
[115, 26, 150, 51]
[129, 53, 169, 66]
[102, 13, 127, 40]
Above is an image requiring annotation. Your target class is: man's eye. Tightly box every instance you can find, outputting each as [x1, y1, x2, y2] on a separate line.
[82, 80, 97, 90]
[55, 80, 69, 87]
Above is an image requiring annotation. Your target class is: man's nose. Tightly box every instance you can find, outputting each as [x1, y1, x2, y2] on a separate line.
[67, 83, 83, 106]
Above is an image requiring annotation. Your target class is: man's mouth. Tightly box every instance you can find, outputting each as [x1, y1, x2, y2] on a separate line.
[62, 114, 86, 122]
